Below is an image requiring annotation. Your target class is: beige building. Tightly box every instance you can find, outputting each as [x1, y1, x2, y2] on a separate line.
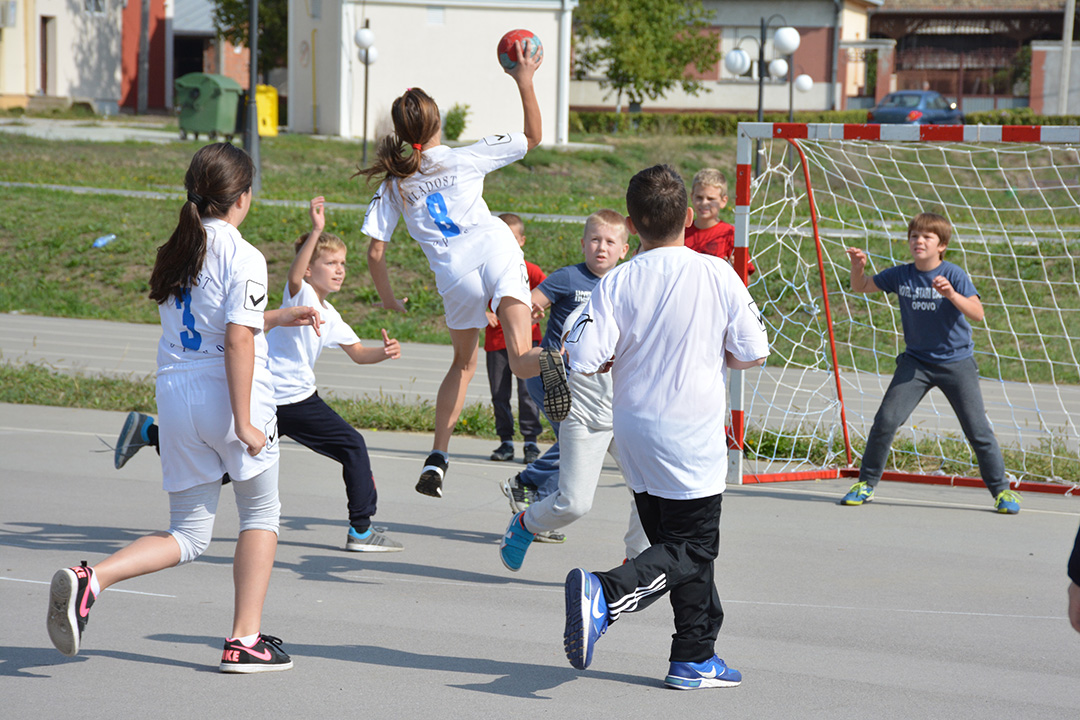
[0, 0, 123, 113]
[570, 0, 882, 114]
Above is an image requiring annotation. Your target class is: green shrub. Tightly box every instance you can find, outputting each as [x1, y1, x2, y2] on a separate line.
[444, 103, 470, 141]
[963, 107, 1080, 126]
[570, 109, 871, 136]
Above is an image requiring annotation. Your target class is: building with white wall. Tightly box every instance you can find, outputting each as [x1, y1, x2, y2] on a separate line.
[287, 0, 576, 144]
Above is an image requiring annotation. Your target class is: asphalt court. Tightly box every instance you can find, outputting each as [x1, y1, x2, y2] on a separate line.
[2, 402, 1079, 718]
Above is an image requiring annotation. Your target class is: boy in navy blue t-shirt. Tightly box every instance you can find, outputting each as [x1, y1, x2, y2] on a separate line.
[842, 212, 1020, 513]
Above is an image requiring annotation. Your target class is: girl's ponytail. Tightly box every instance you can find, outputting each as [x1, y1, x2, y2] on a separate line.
[355, 88, 441, 187]
[149, 143, 254, 304]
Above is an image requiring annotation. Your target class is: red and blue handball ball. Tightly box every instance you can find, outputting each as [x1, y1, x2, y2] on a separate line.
[497, 29, 543, 71]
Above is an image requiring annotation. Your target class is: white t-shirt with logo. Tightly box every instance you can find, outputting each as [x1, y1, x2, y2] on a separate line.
[156, 217, 269, 369]
[361, 133, 528, 291]
[267, 280, 361, 405]
[565, 246, 770, 500]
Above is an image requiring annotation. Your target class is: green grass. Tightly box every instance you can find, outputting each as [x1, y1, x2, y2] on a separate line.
[0, 131, 739, 215]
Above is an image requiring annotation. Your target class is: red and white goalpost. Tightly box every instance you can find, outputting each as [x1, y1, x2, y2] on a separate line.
[727, 122, 1080, 495]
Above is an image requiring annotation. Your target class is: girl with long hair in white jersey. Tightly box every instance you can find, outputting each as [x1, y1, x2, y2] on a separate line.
[46, 143, 319, 673]
[359, 39, 569, 499]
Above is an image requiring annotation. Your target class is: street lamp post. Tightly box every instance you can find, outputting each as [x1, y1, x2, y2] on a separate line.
[724, 18, 801, 175]
[245, 0, 261, 194]
[354, 21, 377, 166]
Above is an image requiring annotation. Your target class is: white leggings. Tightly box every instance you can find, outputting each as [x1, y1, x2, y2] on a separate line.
[168, 463, 281, 565]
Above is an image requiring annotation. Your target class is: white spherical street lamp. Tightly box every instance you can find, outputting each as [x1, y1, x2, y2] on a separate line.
[354, 27, 375, 50]
[358, 47, 379, 65]
[795, 74, 814, 93]
[773, 26, 801, 56]
[768, 58, 789, 81]
[723, 48, 752, 76]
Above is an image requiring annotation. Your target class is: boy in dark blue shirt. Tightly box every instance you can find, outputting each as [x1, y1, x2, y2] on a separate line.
[842, 212, 1020, 513]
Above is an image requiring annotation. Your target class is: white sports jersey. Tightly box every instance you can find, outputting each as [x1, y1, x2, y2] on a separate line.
[156, 218, 269, 369]
[565, 246, 769, 500]
[268, 280, 361, 405]
[361, 133, 528, 291]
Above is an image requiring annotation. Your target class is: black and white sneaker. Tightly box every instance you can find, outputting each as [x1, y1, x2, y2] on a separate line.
[219, 633, 293, 673]
[47, 561, 97, 657]
[416, 452, 448, 498]
[539, 348, 571, 423]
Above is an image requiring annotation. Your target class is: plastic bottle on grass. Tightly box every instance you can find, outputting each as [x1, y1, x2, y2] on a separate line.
[92, 234, 117, 248]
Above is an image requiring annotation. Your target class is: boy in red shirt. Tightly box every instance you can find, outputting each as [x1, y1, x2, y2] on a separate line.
[486, 213, 546, 464]
[685, 168, 755, 276]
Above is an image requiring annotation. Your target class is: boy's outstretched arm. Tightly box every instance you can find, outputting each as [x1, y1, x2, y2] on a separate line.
[846, 247, 880, 293]
[931, 275, 985, 322]
[265, 305, 323, 336]
[288, 196, 326, 298]
[342, 328, 402, 364]
[506, 38, 542, 149]
[367, 237, 407, 312]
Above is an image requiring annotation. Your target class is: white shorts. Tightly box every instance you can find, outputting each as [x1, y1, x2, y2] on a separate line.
[440, 250, 532, 330]
[156, 358, 279, 492]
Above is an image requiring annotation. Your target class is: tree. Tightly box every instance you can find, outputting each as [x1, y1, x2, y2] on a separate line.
[212, 0, 288, 78]
[573, 0, 721, 107]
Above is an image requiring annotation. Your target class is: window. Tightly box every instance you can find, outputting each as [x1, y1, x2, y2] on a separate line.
[84, 0, 105, 14]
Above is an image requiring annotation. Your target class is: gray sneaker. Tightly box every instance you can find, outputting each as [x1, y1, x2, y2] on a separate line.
[533, 529, 566, 544]
[500, 474, 537, 514]
[115, 411, 154, 469]
[345, 527, 403, 552]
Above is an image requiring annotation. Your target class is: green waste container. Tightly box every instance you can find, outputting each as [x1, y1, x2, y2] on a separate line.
[174, 73, 243, 141]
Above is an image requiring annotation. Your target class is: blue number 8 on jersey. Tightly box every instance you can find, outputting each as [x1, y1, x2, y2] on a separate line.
[426, 192, 461, 239]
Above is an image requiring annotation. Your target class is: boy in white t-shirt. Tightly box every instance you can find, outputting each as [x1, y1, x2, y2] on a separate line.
[559, 165, 769, 690]
[115, 197, 403, 552]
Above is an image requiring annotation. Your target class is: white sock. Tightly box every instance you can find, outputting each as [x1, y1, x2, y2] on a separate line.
[89, 570, 101, 597]
[230, 632, 260, 647]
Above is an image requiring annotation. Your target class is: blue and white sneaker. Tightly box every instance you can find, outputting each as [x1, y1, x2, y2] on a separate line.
[115, 411, 154, 469]
[499, 512, 534, 571]
[563, 568, 608, 670]
[664, 655, 743, 690]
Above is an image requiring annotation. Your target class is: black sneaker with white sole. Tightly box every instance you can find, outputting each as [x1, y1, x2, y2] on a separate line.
[539, 348, 571, 422]
[416, 452, 448, 498]
[219, 633, 293, 673]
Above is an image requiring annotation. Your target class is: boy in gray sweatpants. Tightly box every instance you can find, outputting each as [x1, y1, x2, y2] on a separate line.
[841, 212, 1020, 513]
[498, 304, 648, 572]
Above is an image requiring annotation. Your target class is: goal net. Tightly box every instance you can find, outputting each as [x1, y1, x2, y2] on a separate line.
[728, 123, 1080, 490]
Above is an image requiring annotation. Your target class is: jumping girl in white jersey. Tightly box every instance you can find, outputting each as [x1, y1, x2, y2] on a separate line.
[46, 143, 319, 673]
[359, 38, 569, 498]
